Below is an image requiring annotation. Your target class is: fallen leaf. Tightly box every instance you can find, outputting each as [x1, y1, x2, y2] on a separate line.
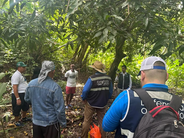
[24, 131, 28, 136]
[7, 123, 16, 127]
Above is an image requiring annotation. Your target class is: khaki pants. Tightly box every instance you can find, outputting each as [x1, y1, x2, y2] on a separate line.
[81, 103, 106, 138]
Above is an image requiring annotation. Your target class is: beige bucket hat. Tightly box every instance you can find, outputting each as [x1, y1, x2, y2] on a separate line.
[89, 61, 106, 73]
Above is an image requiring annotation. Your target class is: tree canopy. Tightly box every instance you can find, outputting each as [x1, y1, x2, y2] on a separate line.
[0, 0, 184, 87]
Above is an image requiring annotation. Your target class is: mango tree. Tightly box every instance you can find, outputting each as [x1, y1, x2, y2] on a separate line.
[65, 0, 184, 82]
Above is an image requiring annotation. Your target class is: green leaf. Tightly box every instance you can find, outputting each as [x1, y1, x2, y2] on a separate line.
[8, 1, 16, 14]
[93, 31, 102, 38]
[30, 10, 36, 22]
[0, 73, 5, 80]
[98, 35, 106, 44]
[145, 17, 148, 28]
[20, 3, 26, 9]
[111, 15, 124, 22]
[66, 1, 83, 18]
[0, 83, 7, 101]
[3, 112, 11, 122]
[16, 3, 19, 12]
[0, 38, 8, 48]
[70, 42, 74, 49]
[2, 0, 8, 7]
[9, 32, 16, 38]
[121, 1, 128, 9]
[0, 73, 6, 101]
[149, 40, 164, 55]
[168, 42, 174, 52]
[179, 45, 184, 54]
[103, 28, 108, 36]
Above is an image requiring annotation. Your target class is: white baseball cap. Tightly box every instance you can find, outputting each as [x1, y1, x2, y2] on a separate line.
[138, 56, 166, 76]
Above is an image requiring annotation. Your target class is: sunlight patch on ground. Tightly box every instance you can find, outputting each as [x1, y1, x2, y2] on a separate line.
[76, 83, 85, 87]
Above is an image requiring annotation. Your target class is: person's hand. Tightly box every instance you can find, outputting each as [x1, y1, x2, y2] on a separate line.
[82, 100, 87, 104]
[16, 99, 21, 105]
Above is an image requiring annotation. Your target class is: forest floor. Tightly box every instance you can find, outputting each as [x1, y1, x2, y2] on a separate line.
[0, 78, 117, 138]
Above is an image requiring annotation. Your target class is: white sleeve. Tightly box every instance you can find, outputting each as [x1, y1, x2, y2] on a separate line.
[65, 71, 68, 77]
[115, 75, 118, 82]
[11, 73, 20, 85]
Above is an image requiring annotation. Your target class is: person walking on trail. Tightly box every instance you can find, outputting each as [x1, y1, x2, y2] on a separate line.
[115, 65, 132, 94]
[81, 61, 113, 138]
[11, 62, 31, 126]
[102, 56, 184, 138]
[65, 64, 78, 109]
[25, 61, 66, 138]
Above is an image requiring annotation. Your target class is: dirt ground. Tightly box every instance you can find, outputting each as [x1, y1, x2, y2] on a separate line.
[0, 85, 116, 138]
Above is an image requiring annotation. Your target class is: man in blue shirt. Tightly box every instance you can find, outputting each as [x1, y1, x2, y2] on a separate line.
[25, 61, 66, 138]
[81, 61, 113, 138]
[102, 56, 184, 138]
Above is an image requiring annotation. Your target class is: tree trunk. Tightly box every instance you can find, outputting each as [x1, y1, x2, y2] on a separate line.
[82, 47, 91, 71]
[76, 42, 88, 68]
[72, 44, 80, 62]
[108, 36, 126, 83]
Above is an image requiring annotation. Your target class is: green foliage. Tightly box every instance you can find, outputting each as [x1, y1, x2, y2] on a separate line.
[0, 72, 8, 138]
[0, 83, 7, 101]
[1, 0, 184, 93]
[88, 43, 115, 72]
[0, 73, 5, 80]
[166, 58, 184, 95]
[57, 80, 66, 92]
[0, 73, 7, 102]
[64, 0, 184, 82]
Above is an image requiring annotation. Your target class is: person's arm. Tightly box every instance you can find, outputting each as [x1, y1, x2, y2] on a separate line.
[81, 78, 92, 100]
[115, 75, 119, 83]
[12, 73, 21, 105]
[102, 91, 128, 132]
[64, 72, 68, 81]
[54, 86, 66, 127]
[129, 75, 132, 89]
[13, 84, 21, 105]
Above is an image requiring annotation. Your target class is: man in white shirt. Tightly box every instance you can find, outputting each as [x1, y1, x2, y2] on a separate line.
[11, 62, 30, 126]
[65, 64, 78, 109]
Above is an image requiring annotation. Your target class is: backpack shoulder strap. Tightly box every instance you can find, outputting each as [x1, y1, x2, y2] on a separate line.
[134, 89, 156, 111]
[169, 95, 182, 111]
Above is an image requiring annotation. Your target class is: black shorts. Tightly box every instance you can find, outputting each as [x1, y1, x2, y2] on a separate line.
[33, 123, 60, 138]
[12, 93, 29, 116]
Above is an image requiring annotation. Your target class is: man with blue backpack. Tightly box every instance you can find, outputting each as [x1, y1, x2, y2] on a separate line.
[102, 56, 184, 138]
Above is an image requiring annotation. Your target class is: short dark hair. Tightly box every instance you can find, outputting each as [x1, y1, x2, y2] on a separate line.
[122, 65, 127, 69]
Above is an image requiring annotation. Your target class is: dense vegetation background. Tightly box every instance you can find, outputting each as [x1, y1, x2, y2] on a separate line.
[0, 0, 184, 137]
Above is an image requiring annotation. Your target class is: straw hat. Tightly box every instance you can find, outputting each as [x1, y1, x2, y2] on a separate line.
[89, 61, 106, 73]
